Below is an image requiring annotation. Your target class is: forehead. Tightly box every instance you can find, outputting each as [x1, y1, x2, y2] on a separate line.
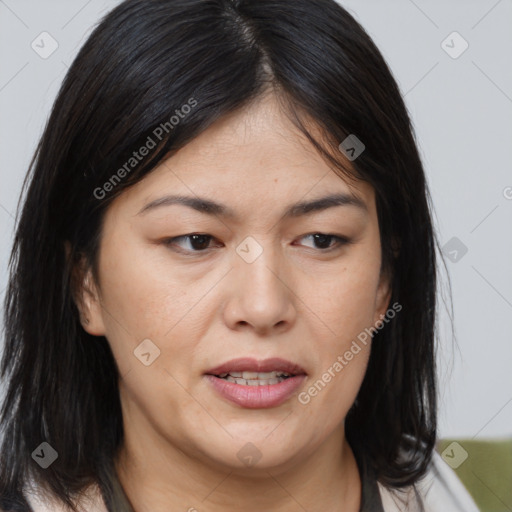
[113, 92, 375, 218]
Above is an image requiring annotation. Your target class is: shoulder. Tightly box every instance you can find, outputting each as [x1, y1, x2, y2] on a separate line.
[377, 450, 480, 512]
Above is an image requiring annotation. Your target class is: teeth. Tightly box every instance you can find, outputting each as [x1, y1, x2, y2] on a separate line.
[221, 370, 291, 379]
[245, 371, 291, 379]
[215, 370, 294, 384]
[242, 371, 260, 379]
[224, 375, 287, 386]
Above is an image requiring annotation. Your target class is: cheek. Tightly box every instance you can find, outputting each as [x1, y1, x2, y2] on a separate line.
[309, 253, 382, 346]
[96, 233, 220, 381]
[297, 263, 379, 434]
[298, 242, 382, 414]
[95, 236, 179, 369]
[96, 240, 207, 436]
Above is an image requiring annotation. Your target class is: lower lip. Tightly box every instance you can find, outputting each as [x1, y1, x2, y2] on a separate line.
[204, 374, 307, 409]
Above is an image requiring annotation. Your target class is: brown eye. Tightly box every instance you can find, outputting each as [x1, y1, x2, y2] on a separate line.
[164, 234, 217, 253]
[299, 233, 351, 251]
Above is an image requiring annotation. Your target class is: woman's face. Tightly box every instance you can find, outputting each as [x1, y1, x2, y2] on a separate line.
[81, 93, 391, 474]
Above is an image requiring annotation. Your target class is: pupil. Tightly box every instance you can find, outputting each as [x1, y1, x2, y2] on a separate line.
[314, 234, 332, 249]
[191, 235, 210, 250]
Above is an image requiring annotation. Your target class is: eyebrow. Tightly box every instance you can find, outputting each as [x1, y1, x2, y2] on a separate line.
[137, 192, 367, 220]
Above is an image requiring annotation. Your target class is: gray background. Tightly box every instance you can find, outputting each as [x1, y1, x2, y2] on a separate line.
[0, 0, 511, 440]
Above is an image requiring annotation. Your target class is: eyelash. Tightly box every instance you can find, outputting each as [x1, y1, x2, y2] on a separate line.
[162, 233, 352, 255]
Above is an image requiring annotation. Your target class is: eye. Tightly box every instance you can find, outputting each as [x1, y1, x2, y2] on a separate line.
[163, 234, 218, 253]
[297, 233, 351, 251]
[162, 232, 351, 255]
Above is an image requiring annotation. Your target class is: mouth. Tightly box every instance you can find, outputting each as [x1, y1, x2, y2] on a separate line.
[204, 357, 307, 409]
[205, 357, 307, 381]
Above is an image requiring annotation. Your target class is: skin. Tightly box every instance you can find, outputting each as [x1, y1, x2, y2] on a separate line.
[78, 91, 391, 512]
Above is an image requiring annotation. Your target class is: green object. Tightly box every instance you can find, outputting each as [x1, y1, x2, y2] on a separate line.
[437, 438, 512, 512]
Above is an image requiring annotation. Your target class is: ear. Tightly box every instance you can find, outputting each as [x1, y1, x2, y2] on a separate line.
[67, 243, 106, 336]
[373, 264, 392, 325]
[77, 269, 107, 336]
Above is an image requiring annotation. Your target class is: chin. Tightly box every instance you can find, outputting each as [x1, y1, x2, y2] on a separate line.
[193, 432, 308, 474]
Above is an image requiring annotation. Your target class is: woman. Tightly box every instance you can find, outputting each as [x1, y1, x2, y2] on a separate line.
[0, 0, 480, 510]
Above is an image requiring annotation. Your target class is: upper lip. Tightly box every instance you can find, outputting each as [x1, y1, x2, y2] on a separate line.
[205, 357, 307, 376]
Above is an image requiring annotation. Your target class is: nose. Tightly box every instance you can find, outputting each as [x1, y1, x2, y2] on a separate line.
[222, 242, 297, 336]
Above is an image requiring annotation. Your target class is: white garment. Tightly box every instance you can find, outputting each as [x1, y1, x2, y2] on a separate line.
[378, 451, 480, 511]
[22, 450, 479, 511]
